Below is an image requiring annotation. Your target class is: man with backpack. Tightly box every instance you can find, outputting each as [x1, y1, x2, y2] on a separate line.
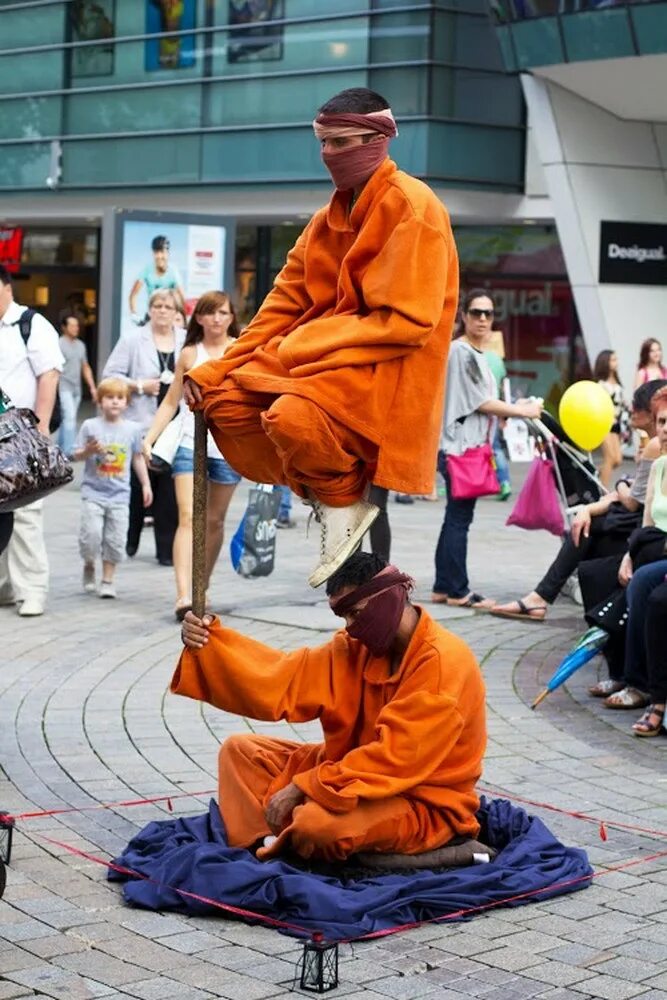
[0, 264, 64, 616]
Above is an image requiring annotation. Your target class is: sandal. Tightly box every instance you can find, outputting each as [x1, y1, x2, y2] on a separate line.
[489, 599, 547, 623]
[589, 679, 625, 698]
[632, 705, 665, 738]
[445, 593, 495, 611]
[603, 686, 651, 710]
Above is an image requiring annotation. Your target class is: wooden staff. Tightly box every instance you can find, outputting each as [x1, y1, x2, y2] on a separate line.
[192, 410, 208, 618]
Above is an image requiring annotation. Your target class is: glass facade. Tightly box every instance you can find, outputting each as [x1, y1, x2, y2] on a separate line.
[0, 0, 524, 192]
[490, 0, 667, 69]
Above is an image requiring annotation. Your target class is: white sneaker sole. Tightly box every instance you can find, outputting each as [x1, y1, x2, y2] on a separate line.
[308, 504, 380, 589]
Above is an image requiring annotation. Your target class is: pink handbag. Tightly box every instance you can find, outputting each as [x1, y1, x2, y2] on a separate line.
[506, 456, 565, 536]
[447, 443, 500, 501]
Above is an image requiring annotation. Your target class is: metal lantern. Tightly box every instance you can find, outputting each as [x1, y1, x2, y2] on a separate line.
[299, 934, 339, 993]
[0, 812, 14, 866]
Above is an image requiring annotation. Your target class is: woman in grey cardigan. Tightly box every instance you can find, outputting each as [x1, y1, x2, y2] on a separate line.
[103, 289, 185, 564]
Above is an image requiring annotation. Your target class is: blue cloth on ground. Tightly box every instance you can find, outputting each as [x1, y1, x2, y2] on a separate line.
[108, 796, 592, 941]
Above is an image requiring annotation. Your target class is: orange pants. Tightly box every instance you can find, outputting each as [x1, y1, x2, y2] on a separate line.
[218, 733, 447, 863]
[203, 383, 377, 507]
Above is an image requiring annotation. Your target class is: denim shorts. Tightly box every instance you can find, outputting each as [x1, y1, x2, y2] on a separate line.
[171, 445, 241, 485]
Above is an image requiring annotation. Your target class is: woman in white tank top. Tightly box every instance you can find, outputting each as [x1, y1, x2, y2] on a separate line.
[143, 291, 241, 619]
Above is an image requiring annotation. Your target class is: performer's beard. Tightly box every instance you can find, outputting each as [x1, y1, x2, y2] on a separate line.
[345, 587, 407, 657]
[321, 138, 389, 192]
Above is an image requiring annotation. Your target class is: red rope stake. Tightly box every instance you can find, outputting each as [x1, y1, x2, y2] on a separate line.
[599, 822, 608, 842]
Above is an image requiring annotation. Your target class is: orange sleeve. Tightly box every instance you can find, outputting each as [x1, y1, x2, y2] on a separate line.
[186, 226, 311, 390]
[170, 618, 337, 723]
[276, 217, 450, 377]
[293, 688, 465, 814]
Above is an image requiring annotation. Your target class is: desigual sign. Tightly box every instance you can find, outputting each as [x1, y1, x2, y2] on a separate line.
[599, 221, 667, 285]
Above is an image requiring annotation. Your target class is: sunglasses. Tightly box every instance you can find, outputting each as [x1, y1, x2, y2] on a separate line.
[467, 308, 494, 319]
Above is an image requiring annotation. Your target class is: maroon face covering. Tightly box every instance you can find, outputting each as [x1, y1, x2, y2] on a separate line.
[313, 109, 399, 192]
[330, 566, 415, 657]
[321, 138, 390, 192]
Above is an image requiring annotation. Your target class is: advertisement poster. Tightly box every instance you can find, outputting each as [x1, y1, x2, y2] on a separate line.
[228, 0, 284, 63]
[145, 0, 197, 71]
[69, 0, 115, 77]
[118, 218, 226, 336]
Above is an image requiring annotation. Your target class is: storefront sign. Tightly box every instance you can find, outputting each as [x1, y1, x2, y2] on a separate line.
[599, 221, 667, 285]
[0, 227, 23, 272]
[114, 213, 232, 340]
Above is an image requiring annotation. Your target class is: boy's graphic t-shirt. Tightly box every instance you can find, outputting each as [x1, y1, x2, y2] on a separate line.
[140, 263, 182, 298]
[76, 416, 143, 506]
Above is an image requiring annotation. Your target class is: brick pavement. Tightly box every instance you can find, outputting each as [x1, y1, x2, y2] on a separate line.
[0, 468, 665, 999]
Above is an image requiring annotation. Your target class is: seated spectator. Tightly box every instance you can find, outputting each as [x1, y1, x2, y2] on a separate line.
[602, 386, 667, 711]
[491, 380, 667, 625]
[631, 575, 667, 737]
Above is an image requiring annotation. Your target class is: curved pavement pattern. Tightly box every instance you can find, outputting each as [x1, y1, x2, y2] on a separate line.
[0, 473, 666, 1000]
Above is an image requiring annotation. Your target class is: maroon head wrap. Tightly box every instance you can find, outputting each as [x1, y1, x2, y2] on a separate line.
[312, 108, 399, 192]
[330, 565, 415, 657]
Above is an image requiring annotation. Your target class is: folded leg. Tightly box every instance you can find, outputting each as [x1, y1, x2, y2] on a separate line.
[202, 380, 377, 506]
[217, 733, 319, 848]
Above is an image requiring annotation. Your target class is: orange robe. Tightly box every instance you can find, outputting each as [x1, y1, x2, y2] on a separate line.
[189, 158, 459, 496]
[171, 609, 486, 862]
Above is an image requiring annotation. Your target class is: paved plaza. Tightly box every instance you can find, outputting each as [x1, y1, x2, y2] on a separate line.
[1, 467, 666, 1000]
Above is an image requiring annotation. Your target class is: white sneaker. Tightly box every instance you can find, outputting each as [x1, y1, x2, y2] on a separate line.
[83, 563, 96, 594]
[562, 575, 583, 606]
[17, 596, 45, 617]
[307, 499, 379, 588]
[99, 581, 117, 599]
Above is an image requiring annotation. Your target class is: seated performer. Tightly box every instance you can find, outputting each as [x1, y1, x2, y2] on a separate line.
[175, 553, 486, 863]
[183, 87, 458, 586]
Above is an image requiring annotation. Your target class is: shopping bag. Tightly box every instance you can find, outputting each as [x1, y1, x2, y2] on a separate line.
[229, 484, 281, 578]
[446, 443, 500, 500]
[506, 456, 564, 536]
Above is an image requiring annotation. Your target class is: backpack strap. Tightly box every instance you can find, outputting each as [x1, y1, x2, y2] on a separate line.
[13, 308, 36, 347]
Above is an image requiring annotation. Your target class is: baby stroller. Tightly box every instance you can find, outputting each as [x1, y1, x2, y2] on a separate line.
[525, 411, 606, 526]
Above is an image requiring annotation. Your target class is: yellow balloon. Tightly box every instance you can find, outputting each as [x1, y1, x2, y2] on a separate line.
[559, 380, 615, 451]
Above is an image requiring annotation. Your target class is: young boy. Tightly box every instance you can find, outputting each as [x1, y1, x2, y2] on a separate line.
[73, 378, 152, 598]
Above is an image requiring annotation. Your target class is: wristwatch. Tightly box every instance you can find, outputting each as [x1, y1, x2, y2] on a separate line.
[137, 380, 144, 396]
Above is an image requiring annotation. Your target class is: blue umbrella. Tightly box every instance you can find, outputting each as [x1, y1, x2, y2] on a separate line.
[532, 627, 608, 709]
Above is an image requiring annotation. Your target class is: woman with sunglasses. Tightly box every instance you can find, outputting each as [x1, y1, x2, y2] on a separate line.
[432, 290, 541, 608]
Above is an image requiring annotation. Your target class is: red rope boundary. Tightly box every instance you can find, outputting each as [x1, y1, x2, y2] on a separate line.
[2, 782, 666, 945]
[1, 789, 217, 824]
[25, 830, 667, 945]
